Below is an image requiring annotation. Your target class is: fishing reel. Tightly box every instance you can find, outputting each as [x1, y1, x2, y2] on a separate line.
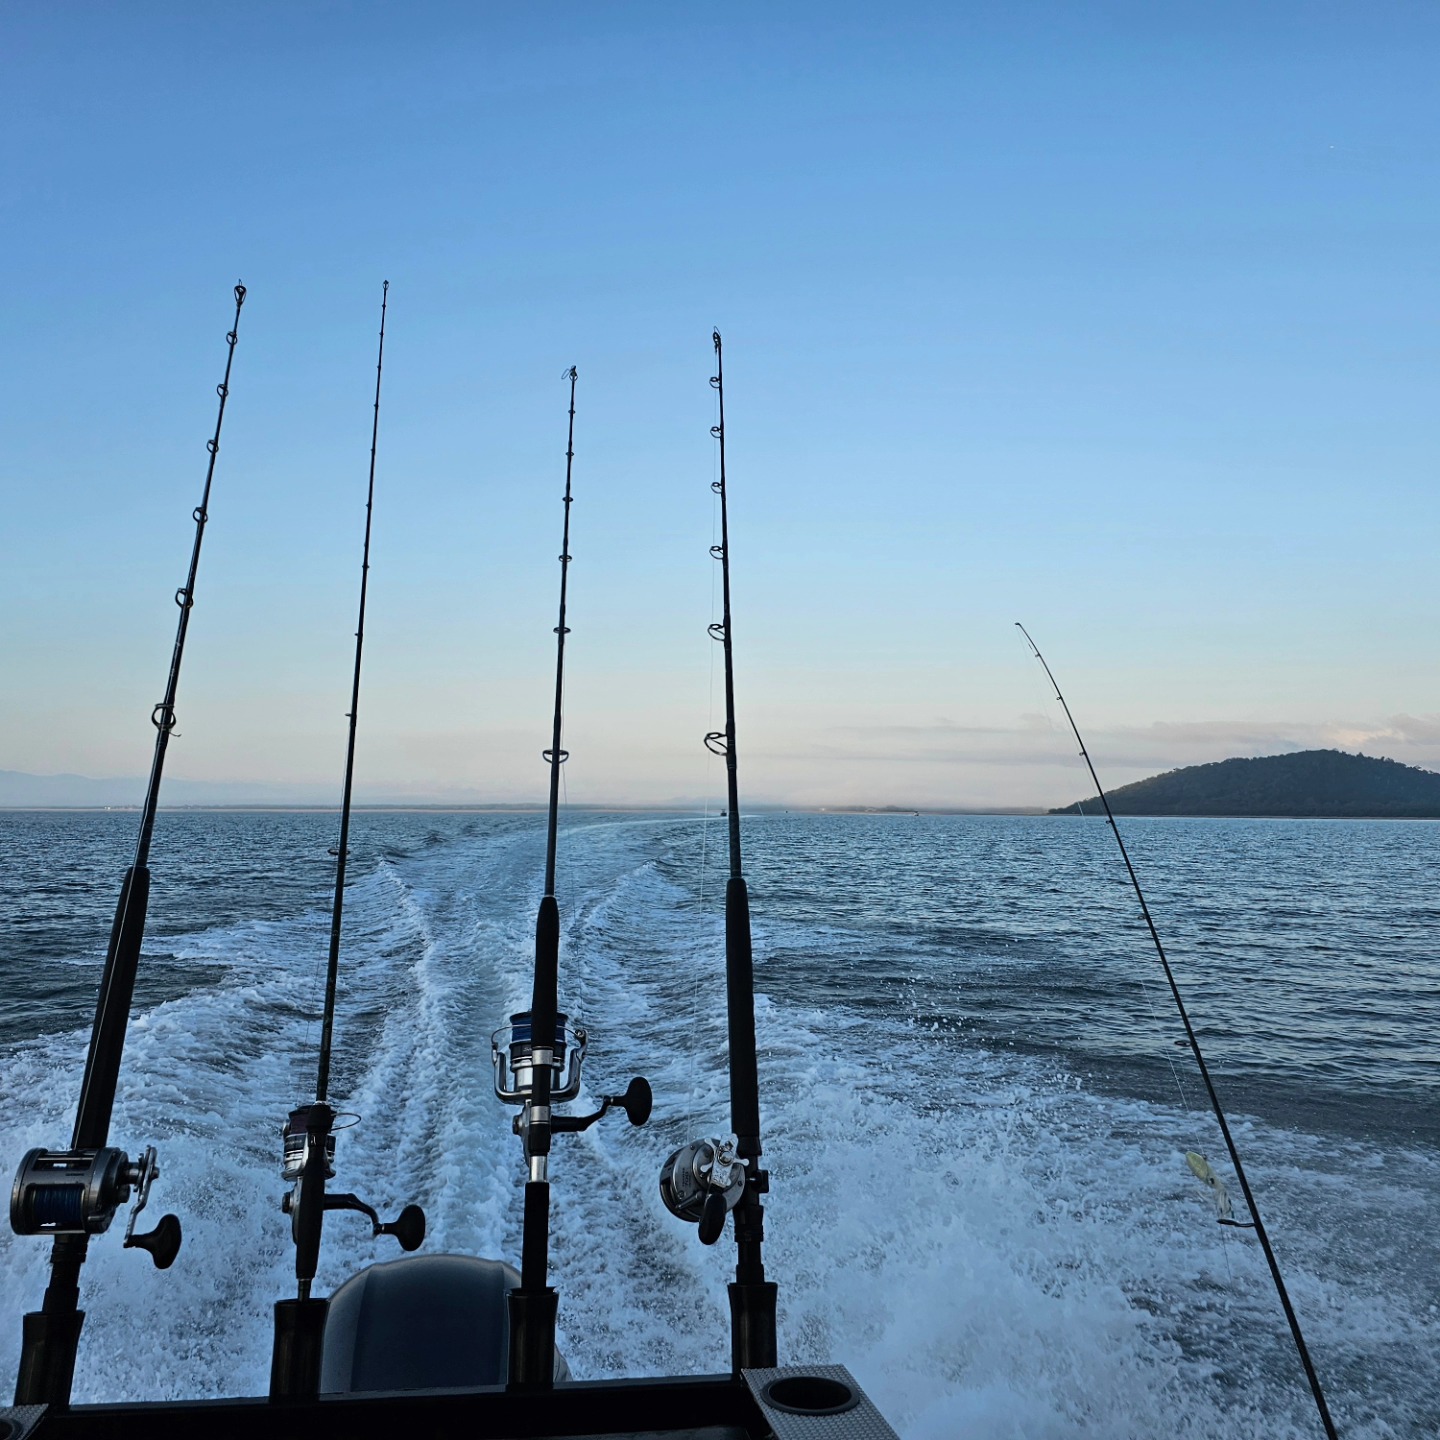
[10, 1144, 182, 1268]
[279, 1104, 425, 1260]
[491, 1011, 588, 1105]
[491, 1010, 652, 1157]
[659, 1135, 746, 1246]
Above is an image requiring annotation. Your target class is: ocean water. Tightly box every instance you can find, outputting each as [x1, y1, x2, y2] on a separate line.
[0, 809, 1435, 1437]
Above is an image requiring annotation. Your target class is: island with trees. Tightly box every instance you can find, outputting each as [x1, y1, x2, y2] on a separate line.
[1051, 748, 1440, 818]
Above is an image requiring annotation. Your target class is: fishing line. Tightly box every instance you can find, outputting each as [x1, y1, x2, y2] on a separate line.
[1025, 651, 1197, 1115]
[559, 752, 576, 925]
[1016, 621, 1339, 1440]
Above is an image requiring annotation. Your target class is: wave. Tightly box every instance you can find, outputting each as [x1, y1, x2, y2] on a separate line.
[0, 812, 1434, 1435]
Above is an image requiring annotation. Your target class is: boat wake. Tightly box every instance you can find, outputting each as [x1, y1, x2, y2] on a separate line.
[0, 812, 1434, 1437]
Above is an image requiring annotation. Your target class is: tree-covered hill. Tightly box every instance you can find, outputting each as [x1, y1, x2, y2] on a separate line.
[1051, 749, 1440, 818]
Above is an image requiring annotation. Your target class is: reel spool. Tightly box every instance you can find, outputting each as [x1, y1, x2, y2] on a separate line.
[281, 1105, 336, 1182]
[491, 1011, 587, 1103]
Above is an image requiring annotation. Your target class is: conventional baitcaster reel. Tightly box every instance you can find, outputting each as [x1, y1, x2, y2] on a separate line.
[10, 1143, 182, 1268]
[659, 1135, 746, 1245]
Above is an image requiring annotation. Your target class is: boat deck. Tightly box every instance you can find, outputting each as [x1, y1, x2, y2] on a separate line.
[2, 1366, 899, 1440]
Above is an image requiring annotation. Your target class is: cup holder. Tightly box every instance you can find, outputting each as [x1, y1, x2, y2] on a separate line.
[762, 1374, 860, 1416]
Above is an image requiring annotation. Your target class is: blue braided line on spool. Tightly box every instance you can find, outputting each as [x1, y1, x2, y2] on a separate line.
[31, 1184, 85, 1229]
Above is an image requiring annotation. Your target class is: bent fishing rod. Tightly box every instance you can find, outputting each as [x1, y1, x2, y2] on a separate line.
[491, 368, 653, 1390]
[10, 284, 246, 1408]
[1016, 622, 1339, 1440]
[657, 330, 777, 1372]
[270, 282, 424, 1402]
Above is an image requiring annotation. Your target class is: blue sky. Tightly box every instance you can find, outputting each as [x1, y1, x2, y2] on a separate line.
[2, 3, 1438, 807]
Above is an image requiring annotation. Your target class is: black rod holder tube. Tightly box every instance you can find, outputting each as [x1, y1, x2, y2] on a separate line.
[15, 284, 246, 1410]
[509, 1185, 557, 1387]
[15, 1237, 87, 1407]
[708, 330, 776, 1369]
[269, 1298, 330, 1401]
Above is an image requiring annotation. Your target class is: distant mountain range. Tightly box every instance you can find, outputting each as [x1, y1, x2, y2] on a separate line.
[1052, 749, 1440, 818]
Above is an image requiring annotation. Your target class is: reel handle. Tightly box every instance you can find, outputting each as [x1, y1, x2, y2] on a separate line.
[322, 1192, 427, 1252]
[698, 1191, 728, 1246]
[377, 1203, 426, 1252]
[608, 1077, 652, 1127]
[124, 1212, 182, 1269]
[548, 1075, 654, 1135]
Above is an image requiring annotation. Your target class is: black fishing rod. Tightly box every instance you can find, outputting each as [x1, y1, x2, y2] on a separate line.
[10, 284, 246, 1408]
[657, 330, 777, 1373]
[1016, 622, 1339, 1440]
[509, 365, 580, 1389]
[319, 280, 391, 1108]
[270, 283, 424, 1402]
[493, 368, 651, 1389]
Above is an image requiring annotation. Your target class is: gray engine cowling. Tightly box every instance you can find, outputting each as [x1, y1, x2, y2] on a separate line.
[321, 1253, 569, 1392]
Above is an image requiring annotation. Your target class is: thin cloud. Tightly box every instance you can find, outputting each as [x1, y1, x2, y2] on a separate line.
[794, 713, 1440, 779]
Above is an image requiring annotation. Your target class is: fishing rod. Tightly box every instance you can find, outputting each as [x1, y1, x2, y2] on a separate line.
[657, 330, 777, 1373]
[10, 284, 246, 1408]
[492, 368, 652, 1390]
[270, 283, 425, 1402]
[1016, 622, 1339, 1440]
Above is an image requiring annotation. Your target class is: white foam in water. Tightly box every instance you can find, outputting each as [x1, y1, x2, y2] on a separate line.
[0, 815, 1435, 1437]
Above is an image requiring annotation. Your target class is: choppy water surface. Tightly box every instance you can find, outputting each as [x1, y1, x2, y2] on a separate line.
[0, 810, 1435, 1436]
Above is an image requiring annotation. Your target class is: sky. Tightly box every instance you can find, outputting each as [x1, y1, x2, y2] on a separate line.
[2, 2, 1438, 809]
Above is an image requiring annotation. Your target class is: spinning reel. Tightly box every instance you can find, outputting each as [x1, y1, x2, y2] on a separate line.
[10, 1143, 182, 1268]
[279, 1102, 425, 1299]
[492, 1011, 588, 1106]
[491, 1010, 652, 1168]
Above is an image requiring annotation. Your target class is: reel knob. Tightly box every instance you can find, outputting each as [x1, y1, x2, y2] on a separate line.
[378, 1203, 426, 1252]
[698, 1191, 728, 1246]
[125, 1212, 182, 1269]
[609, 1077, 652, 1127]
